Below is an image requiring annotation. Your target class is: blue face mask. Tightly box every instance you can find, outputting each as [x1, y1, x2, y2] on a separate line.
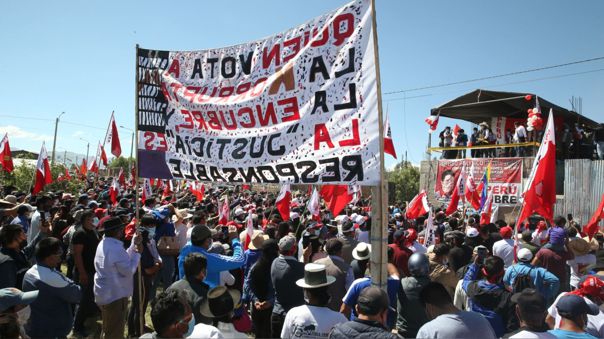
[184, 316, 195, 337]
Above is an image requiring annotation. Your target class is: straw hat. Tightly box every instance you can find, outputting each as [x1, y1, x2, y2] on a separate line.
[200, 286, 241, 318]
[568, 238, 591, 256]
[296, 263, 336, 289]
[352, 243, 371, 261]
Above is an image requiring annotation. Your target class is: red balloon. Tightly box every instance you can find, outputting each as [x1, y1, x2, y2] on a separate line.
[525, 95, 532, 101]
[527, 108, 532, 114]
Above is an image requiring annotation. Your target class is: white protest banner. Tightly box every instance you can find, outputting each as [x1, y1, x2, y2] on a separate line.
[136, 0, 379, 185]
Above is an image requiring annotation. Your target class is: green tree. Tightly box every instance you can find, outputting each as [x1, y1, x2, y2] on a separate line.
[1, 162, 85, 194]
[387, 161, 420, 204]
[108, 156, 133, 171]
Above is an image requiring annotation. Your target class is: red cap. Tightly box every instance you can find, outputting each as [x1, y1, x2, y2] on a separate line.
[579, 276, 604, 299]
[500, 226, 513, 238]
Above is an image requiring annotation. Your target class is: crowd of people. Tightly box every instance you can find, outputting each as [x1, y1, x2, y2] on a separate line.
[438, 121, 604, 160]
[0, 181, 603, 339]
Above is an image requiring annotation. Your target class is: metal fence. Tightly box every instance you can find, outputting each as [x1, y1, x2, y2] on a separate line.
[554, 159, 604, 225]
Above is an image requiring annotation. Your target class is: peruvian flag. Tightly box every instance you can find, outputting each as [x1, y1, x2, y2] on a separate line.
[517, 109, 556, 225]
[243, 210, 254, 250]
[465, 165, 481, 210]
[480, 192, 494, 225]
[405, 190, 429, 219]
[109, 177, 120, 206]
[99, 143, 108, 167]
[33, 143, 52, 194]
[445, 167, 466, 216]
[320, 184, 353, 217]
[218, 196, 230, 225]
[307, 187, 321, 221]
[80, 158, 88, 176]
[141, 178, 153, 202]
[162, 180, 173, 200]
[117, 167, 126, 187]
[88, 157, 98, 174]
[104, 112, 122, 157]
[275, 184, 292, 221]
[584, 194, 604, 239]
[425, 112, 440, 133]
[0, 133, 14, 173]
[384, 114, 397, 159]
[190, 182, 205, 202]
[452, 124, 461, 141]
[64, 166, 72, 181]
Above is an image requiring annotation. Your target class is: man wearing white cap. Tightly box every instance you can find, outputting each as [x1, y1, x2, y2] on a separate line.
[503, 248, 560, 302]
[281, 263, 347, 339]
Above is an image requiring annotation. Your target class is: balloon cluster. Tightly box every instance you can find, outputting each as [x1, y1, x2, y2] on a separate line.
[525, 94, 543, 131]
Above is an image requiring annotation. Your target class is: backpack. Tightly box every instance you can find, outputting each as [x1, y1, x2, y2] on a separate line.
[512, 267, 535, 293]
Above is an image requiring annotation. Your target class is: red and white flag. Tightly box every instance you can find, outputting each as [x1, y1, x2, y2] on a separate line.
[307, 187, 321, 221]
[80, 158, 88, 176]
[384, 113, 397, 159]
[584, 194, 604, 239]
[405, 190, 429, 219]
[320, 184, 353, 217]
[480, 192, 494, 225]
[88, 157, 98, 174]
[109, 177, 120, 206]
[117, 168, 126, 187]
[349, 184, 362, 205]
[141, 178, 153, 202]
[104, 112, 122, 157]
[0, 133, 14, 173]
[452, 124, 461, 140]
[33, 143, 52, 194]
[64, 166, 72, 181]
[99, 143, 108, 167]
[243, 210, 254, 250]
[275, 184, 291, 221]
[517, 109, 556, 225]
[465, 164, 481, 210]
[162, 180, 173, 200]
[218, 196, 230, 225]
[425, 112, 440, 132]
[445, 167, 466, 216]
[190, 182, 205, 202]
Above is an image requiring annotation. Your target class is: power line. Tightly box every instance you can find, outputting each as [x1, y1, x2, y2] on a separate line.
[384, 56, 604, 95]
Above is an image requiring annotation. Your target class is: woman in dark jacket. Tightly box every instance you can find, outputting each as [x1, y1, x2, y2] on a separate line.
[243, 238, 278, 339]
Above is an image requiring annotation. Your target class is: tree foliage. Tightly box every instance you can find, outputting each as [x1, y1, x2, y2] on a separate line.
[387, 161, 420, 204]
[1, 162, 85, 195]
[108, 156, 133, 171]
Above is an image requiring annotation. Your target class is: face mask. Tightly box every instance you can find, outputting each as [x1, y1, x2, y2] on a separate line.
[16, 306, 30, 325]
[184, 316, 195, 337]
[92, 217, 99, 227]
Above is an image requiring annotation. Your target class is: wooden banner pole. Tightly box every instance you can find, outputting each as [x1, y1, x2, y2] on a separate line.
[370, 0, 388, 290]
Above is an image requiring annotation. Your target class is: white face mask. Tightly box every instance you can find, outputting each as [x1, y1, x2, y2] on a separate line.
[16, 306, 30, 325]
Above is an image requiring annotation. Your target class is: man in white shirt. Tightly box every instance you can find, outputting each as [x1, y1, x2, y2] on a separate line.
[514, 121, 528, 157]
[281, 263, 347, 339]
[28, 195, 52, 243]
[492, 226, 515, 268]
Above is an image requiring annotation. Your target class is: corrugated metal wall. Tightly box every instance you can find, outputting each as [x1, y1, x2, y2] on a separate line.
[554, 160, 604, 224]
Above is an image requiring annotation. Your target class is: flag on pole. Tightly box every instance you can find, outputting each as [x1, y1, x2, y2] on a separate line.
[465, 164, 481, 210]
[141, 178, 153, 202]
[64, 166, 72, 181]
[480, 192, 494, 225]
[88, 157, 98, 174]
[104, 112, 122, 157]
[243, 210, 254, 250]
[0, 133, 14, 173]
[275, 184, 291, 221]
[99, 143, 108, 167]
[348, 184, 362, 205]
[423, 209, 436, 247]
[162, 180, 173, 200]
[584, 194, 604, 239]
[33, 143, 52, 194]
[109, 177, 120, 206]
[190, 182, 205, 202]
[452, 124, 461, 140]
[405, 190, 429, 219]
[517, 109, 556, 225]
[118, 168, 126, 187]
[80, 158, 88, 176]
[478, 163, 491, 210]
[320, 184, 353, 217]
[445, 167, 466, 215]
[384, 113, 397, 159]
[307, 187, 321, 221]
[425, 112, 440, 133]
[218, 196, 230, 225]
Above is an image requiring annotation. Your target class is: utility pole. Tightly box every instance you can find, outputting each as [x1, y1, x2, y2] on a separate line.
[79, 137, 90, 166]
[63, 150, 67, 165]
[120, 125, 135, 168]
[51, 112, 65, 165]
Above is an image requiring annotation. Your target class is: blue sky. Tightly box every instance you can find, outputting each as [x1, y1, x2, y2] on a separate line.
[1, 0, 602, 168]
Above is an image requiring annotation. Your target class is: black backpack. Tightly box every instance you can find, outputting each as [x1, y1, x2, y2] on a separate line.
[512, 267, 535, 293]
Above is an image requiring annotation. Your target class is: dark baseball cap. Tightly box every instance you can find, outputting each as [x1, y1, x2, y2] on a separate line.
[357, 286, 389, 316]
[511, 288, 546, 314]
[556, 294, 599, 318]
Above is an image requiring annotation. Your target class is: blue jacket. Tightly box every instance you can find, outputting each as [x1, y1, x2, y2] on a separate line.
[22, 264, 82, 338]
[503, 262, 560, 302]
[178, 238, 245, 288]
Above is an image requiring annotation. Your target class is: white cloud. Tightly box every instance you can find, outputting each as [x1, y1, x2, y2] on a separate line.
[72, 130, 85, 138]
[0, 125, 53, 142]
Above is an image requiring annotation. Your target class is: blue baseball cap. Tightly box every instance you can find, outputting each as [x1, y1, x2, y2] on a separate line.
[556, 294, 599, 318]
[0, 288, 38, 312]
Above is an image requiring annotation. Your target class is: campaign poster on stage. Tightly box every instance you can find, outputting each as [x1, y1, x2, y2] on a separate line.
[435, 158, 523, 206]
[136, 0, 380, 185]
